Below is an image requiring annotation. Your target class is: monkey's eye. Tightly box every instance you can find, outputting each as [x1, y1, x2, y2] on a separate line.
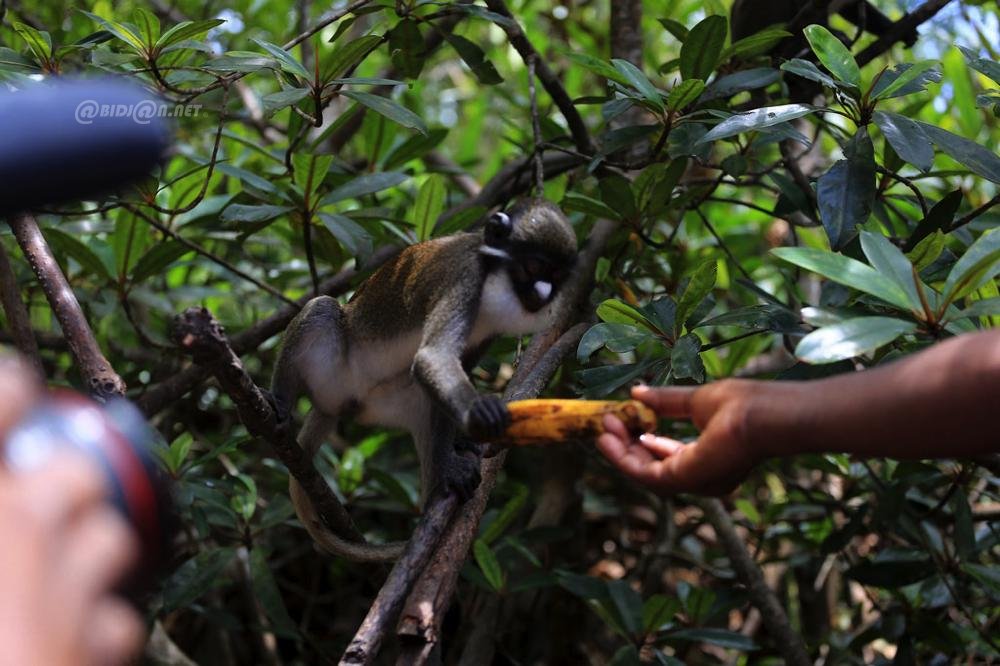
[523, 257, 544, 276]
[485, 211, 513, 247]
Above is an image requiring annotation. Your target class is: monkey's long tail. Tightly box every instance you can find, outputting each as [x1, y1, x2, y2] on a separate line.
[289, 411, 406, 562]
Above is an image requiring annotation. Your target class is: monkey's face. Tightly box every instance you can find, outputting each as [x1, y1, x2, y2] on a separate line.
[481, 200, 577, 313]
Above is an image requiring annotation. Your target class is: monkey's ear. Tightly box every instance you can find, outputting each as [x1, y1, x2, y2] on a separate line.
[484, 211, 513, 247]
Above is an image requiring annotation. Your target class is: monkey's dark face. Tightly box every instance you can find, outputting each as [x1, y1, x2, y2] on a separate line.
[481, 201, 577, 313]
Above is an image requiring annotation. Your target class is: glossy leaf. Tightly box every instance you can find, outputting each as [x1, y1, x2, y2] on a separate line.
[671, 334, 705, 382]
[679, 15, 727, 81]
[804, 24, 860, 88]
[859, 231, 921, 312]
[817, 129, 876, 249]
[919, 122, 1000, 184]
[795, 317, 916, 364]
[411, 174, 447, 241]
[447, 34, 503, 85]
[341, 90, 428, 134]
[252, 38, 310, 80]
[873, 111, 934, 173]
[320, 171, 408, 206]
[942, 229, 1000, 303]
[473, 539, 505, 592]
[612, 58, 663, 110]
[772, 247, 913, 310]
[698, 104, 814, 143]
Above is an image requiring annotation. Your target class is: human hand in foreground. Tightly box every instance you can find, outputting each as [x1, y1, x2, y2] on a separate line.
[597, 382, 761, 496]
[597, 330, 1000, 496]
[0, 357, 144, 666]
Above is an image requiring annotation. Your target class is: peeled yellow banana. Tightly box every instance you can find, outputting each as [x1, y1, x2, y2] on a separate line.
[499, 399, 657, 446]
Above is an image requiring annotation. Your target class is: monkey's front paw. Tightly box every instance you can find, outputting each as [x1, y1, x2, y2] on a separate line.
[465, 395, 511, 441]
[441, 453, 481, 502]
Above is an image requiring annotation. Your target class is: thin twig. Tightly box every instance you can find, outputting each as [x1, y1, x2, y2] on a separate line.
[527, 55, 545, 197]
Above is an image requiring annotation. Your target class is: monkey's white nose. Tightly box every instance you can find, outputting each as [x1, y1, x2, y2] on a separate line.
[534, 280, 552, 300]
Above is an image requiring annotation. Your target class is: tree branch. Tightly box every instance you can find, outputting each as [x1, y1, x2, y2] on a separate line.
[170, 306, 364, 543]
[482, 0, 593, 154]
[855, 0, 953, 66]
[690, 497, 811, 666]
[7, 212, 125, 398]
[0, 240, 43, 377]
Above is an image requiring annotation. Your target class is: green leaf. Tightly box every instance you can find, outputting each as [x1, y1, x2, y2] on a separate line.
[262, 88, 310, 115]
[795, 317, 917, 364]
[772, 247, 913, 310]
[131, 240, 190, 282]
[156, 19, 225, 50]
[905, 189, 963, 251]
[667, 79, 705, 111]
[658, 18, 689, 42]
[292, 153, 334, 201]
[318, 213, 374, 258]
[577, 323, 651, 360]
[680, 15, 727, 81]
[341, 90, 428, 135]
[906, 230, 946, 272]
[607, 580, 643, 636]
[667, 627, 758, 651]
[642, 595, 680, 633]
[162, 548, 237, 612]
[817, 128, 876, 250]
[873, 111, 934, 173]
[701, 68, 780, 102]
[698, 104, 814, 143]
[724, 27, 791, 60]
[388, 19, 426, 79]
[382, 128, 448, 170]
[671, 334, 705, 382]
[480, 483, 528, 545]
[871, 61, 939, 100]
[696, 303, 800, 333]
[918, 122, 1000, 184]
[42, 228, 112, 280]
[859, 231, 921, 312]
[12, 22, 52, 60]
[80, 11, 146, 53]
[596, 299, 656, 331]
[473, 539, 505, 592]
[676, 260, 717, 330]
[411, 174, 447, 241]
[941, 229, 1000, 303]
[323, 34, 382, 81]
[132, 8, 160, 46]
[612, 59, 664, 110]
[598, 174, 637, 220]
[563, 51, 631, 87]
[249, 548, 298, 638]
[781, 58, 838, 89]
[804, 23, 860, 88]
[220, 204, 293, 224]
[951, 297, 1000, 320]
[446, 34, 503, 85]
[960, 46, 1000, 85]
[320, 171, 408, 206]
[252, 38, 310, 80]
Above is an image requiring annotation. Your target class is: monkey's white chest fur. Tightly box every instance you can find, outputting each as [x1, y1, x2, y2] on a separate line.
[469, 270, 553, 344]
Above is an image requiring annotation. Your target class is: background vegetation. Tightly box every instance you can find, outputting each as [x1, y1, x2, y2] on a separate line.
[1, 0, 998, 663]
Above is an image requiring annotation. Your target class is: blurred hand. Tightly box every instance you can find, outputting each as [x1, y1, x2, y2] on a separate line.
[597, 381, 764, 496]
[0, 355, 144, 666]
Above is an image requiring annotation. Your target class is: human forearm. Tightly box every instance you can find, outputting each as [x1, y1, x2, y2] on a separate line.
[753, 330, 1000, 460]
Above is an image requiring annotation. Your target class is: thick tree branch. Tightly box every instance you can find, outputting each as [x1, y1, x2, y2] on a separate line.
[0, 240, 43, 377]
[856, 0, 953, 66]
[7, 212, 125, 398]
[170, 306, 364, 543]
[482, 0, 593, 154]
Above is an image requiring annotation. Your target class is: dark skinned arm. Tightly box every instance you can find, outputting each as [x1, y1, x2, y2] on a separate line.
[598, 329, 1000, 496]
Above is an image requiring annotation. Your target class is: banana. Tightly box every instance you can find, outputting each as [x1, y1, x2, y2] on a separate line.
[498, 399, 657, 446]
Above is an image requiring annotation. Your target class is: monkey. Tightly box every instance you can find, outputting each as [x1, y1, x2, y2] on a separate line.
[270, 198, 578, 561]
[730, 0, 918, 59]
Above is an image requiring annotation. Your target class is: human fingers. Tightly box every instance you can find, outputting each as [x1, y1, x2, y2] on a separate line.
[61, 505, 139, 599]
[631, 385, 696, 419]
[638, 433, 685, 458]
[84, 597, 145, 666]
[20, 456, 106, 529]
[0, 353, 42, 441]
